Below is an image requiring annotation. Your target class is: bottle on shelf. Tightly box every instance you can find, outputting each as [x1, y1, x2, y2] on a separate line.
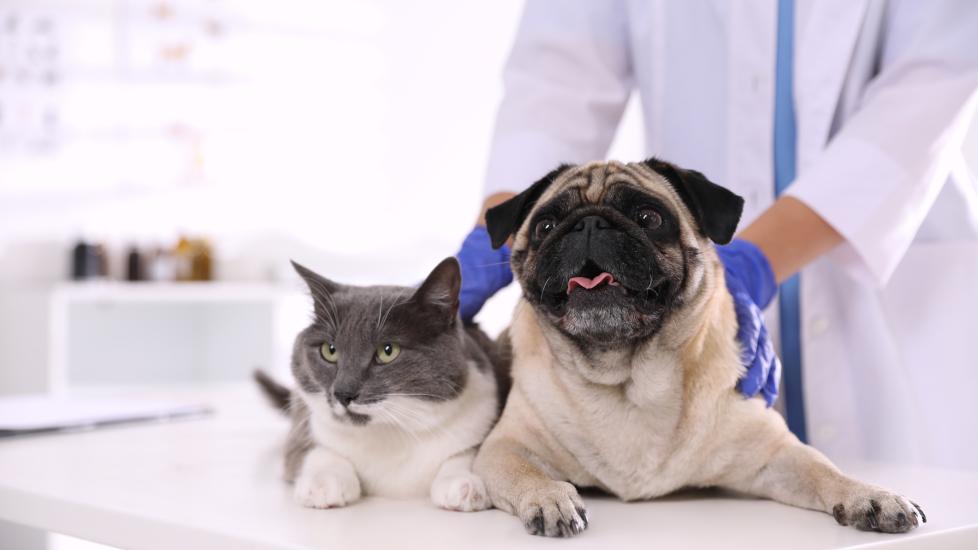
[125, 245, 144, 282]
[174, 236, 193, 282]
[148, 246, 176, 282]
[189, 238, 213, 281]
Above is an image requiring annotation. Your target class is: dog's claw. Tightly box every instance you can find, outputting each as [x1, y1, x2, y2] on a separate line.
[833, 504, 847, 525]
[911, 501, 927, 524]
[833, 493, 924, 533]
[524, 508, 545, 536]
[863, 499, 881, 530]
[576, 505, 590, 529]
[517, 481, 588, 537]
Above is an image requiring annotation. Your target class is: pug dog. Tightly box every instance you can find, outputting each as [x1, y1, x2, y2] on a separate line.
[472, 159, 926, 537]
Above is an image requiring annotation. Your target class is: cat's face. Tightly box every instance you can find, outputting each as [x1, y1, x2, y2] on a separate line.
[290, 258, 469, 426]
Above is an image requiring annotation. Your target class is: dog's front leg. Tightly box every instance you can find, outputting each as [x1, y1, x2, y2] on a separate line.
[475, 434, 588, 537]
[727, 433, 925, 533]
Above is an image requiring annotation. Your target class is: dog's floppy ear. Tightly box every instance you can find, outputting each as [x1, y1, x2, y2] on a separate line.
[643, 158, 744, 244]
[485, 164, 573, 249]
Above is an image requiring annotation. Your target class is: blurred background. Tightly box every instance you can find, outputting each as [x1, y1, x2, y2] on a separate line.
[0, 0, 645, 399]
[1, 2, 976, 549]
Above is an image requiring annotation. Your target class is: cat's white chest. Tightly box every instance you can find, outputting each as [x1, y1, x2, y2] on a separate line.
[304, 364, 497, 498]
[311, 420, 456, 497]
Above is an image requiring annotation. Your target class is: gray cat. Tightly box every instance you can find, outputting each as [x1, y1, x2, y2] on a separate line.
[255, 257, 509, 511]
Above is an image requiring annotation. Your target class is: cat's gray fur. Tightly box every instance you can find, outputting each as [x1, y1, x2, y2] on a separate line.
[256, 257, 509, 510]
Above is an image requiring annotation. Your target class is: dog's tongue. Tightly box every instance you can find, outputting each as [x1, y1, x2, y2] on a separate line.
[567, 272, 619, 294]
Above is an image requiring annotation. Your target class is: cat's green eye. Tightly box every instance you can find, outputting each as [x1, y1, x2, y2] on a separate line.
[376, 343, 401, 364]
[320, 343, 339, 363]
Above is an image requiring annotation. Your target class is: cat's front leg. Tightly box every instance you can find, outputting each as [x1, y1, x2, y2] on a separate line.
[293, 446, 361, 509]
[430, 449, 490, 512]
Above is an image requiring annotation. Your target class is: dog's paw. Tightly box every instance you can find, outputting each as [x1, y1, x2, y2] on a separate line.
[831, 490, 925, 533]
[517, 481, 589, 537]
[431, 472, 491, 512]
[293, 469, 361, 509]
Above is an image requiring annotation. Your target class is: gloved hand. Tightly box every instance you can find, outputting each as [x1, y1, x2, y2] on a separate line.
[456, 225, 513, 322]
[715, 239, 780, 407]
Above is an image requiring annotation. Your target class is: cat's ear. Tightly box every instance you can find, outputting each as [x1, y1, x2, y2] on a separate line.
[411, 257, 461, 321]
[291, 260, 341, 301]
[486, 163, 573, 249]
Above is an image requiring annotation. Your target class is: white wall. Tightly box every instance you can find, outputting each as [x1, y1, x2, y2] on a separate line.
[0, 1, 646, 393]
[0, 0, 645, 289]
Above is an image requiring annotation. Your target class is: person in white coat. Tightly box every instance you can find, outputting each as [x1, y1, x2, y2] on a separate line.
[455, 0, 978, 470]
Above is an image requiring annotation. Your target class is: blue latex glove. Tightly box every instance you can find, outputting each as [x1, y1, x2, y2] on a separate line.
[456, 226, 513, 322]
[715, 239, 781, 407]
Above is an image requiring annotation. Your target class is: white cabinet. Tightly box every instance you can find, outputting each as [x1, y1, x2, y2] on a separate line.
[0, 282, 307, 395]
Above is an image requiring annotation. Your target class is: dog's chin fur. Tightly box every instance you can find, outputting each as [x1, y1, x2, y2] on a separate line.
[549, 304, 657, 350]
[532, 275, 674, 349]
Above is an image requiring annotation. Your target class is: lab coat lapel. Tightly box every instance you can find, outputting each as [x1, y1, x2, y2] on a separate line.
[794, 0, 868, 172]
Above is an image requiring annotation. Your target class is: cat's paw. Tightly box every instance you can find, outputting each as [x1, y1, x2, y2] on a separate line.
[293, 470, 361, 509]
[831, 489, 925, 533]
[517, 480, 588, 537]
[430, 472, 490, 512]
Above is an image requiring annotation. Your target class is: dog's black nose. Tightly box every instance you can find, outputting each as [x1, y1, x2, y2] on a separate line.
[574, 215, 612, 233]
[333, 389, 358, 407]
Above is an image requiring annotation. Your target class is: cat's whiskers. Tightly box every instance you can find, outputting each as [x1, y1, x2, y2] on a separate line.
[382, 399, 426, 425]
[305, 285, 333, 325]
[377, 288, 410, 334]
[383, 392, 450, 399]
[323, 291, 340, 324]
[309, 293, 336, 327]
[379, 398, 468, 448]
[540, 277, 552, 302]
[384, 400, 446, 439]
[367, 406, 399, 432]
[304, 277, 341, 326]
[374, 404, 423, 444]
[376, 296, 384, 330]
[313, 309, 333, 328]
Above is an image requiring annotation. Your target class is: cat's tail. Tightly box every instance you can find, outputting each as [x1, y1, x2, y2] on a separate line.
[253, 369, 292, 414]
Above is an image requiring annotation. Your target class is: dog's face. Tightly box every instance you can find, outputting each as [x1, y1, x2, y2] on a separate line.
[486, 159, 743, 349]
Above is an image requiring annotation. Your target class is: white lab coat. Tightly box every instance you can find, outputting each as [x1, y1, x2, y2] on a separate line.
[484, 0, 978, 469]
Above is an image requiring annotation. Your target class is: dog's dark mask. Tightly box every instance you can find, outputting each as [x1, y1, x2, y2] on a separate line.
[487, 159, 744, 349]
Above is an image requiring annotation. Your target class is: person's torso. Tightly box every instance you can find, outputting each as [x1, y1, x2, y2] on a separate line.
[619, 0, 978, 469]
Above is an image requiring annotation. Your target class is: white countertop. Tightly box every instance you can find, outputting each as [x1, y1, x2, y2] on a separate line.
[0, 385, 975, 550]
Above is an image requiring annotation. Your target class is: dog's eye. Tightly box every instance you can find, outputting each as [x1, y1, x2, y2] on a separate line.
[534, 218, 556, 240]
[636, 208, 662, 230]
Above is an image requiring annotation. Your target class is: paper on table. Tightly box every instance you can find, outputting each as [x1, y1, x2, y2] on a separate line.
[0, 393, 211, 436]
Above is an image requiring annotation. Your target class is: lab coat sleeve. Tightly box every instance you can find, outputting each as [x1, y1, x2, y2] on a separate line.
[483, 0, 633, 197]
[786, 0, 978, 286]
